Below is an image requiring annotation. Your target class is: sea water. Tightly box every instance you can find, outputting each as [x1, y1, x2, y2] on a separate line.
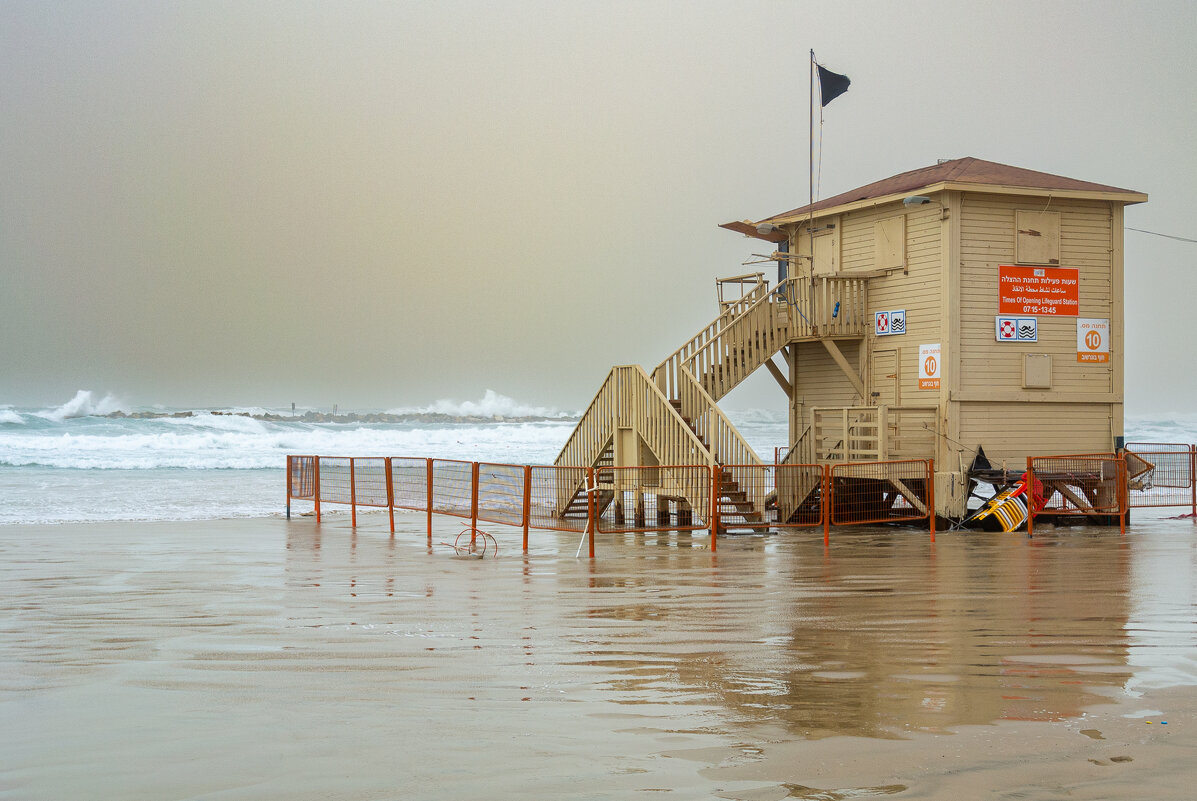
[2, 391, 1194, 525]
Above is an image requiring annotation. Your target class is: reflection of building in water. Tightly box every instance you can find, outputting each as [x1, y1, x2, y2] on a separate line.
[667, 533, 1132, 737]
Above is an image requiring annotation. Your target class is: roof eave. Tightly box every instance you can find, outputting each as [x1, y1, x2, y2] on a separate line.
[764, 181, 1148, 227]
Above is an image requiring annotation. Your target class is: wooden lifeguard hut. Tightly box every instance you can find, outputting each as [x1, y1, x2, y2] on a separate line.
[556, 157, 1146, 520]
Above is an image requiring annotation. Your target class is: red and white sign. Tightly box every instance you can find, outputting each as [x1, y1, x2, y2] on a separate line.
[918, 343, 941, 390]
[1076, 318, 1110, 363]
[998, 265, 1079, 316]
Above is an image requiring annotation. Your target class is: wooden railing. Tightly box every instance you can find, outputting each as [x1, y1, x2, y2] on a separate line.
[554, 365, 712, 470]
[781, 275, 871, 339]
[652, 278, 769, 400]
[682, 285, 792, 402]
[676, 366, 762, 467]
[808, 406, 939, 462]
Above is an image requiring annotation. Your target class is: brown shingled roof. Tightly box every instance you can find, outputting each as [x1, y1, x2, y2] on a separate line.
[728, 157, 1143, 234]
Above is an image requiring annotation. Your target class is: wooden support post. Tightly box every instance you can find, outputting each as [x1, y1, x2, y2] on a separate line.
[820, 338, 867, 400]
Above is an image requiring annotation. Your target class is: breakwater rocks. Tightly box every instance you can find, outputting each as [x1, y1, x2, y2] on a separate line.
[101, 410, 575, 425]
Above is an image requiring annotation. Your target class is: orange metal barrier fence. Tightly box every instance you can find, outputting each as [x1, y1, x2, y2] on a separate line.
[1124, 444, 1196, 515]
[829, 459, 936, 540]
[1026, 453, 1127, 535]
[717, 463, 829, 542]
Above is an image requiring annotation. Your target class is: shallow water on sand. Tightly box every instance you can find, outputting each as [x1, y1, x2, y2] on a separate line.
[1, 513, 1194, 799]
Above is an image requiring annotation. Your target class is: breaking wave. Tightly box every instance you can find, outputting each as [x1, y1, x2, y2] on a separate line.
[388, 389, 575, 419]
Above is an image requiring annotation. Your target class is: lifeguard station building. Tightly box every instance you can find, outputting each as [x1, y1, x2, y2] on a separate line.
[555, 157, 1146, 519]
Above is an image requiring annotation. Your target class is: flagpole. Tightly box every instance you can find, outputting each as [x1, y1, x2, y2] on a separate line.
[809, 49, 815, 253]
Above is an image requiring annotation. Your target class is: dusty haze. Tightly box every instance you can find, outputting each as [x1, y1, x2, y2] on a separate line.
[1, 1, 1194, 413]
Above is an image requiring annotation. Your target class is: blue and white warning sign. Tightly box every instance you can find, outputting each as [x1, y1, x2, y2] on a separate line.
[875, 309, 906, 337]
[995, 315, 1037, 342]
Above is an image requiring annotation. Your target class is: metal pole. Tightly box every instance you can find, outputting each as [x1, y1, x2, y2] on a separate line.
[522, 465, 532, 554]
[709, 464, 719, 552]
[426, 458, 434, 546]
[470, 462, 480, 547]
[1025, 457, 1034, 538]
[350, 458, 357, 528]
[587, 467, 596, 559]
[928, 459, 936, 542]
[385, 457, 395, 536]
[285, 455, 291, 520]
[314, 456, 321, 523]
[822, 465, 830, 546]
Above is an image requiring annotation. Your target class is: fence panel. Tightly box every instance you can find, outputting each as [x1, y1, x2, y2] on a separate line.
[288, 456, 316, 499]
[594, 465, 710, 533]
[431, 459, 474, 519]
[351, 458, 390, 507]
[318, 457, 353, 505]
[477, 462, 527, 527]
[1124, 446, 1195, 510]
[528, 466, 590, 533]
[719, 463, 826, 530]
[830, 460, 934, 527]
[1027, 454, 1126, 520]
[391, 458, 429, 512]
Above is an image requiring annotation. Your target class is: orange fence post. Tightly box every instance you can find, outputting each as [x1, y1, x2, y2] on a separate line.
[349, 458, 357, 528]
[470, 461, 480, 547]
[709, 464, 719, 552]
[1191, 445, 1196, 519]
[1025, 457, 1034, 537]
[1119, 456, 1128, 535]
[286, 455, 292, 520]
[522, 465, 532, 554]
[385, 457, 395, 535]
[822, 465, 830, 546]
[586, 467, 596, 559]
[425, 458, 434, 545]
[928, 459, 935, 542]
[314, 456, 322, 523]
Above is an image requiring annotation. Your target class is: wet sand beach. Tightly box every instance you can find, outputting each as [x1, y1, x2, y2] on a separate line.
[1, 512, 1194, 799]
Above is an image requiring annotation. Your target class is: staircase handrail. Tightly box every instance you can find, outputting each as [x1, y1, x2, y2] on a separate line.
[676, 364, 763, 468]
[651, 278, 770, 399]
[554, 368, 618, 468]
[680, 278, 793, 401]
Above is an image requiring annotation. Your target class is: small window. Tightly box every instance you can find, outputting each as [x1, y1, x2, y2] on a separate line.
[1016, 210, 1060, 265]
[874, 216, 906, 272]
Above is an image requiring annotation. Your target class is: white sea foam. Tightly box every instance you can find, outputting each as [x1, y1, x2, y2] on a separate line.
[0, 409, 24, 425]
[388, 389, 574, 419]
[35, 390, 125, 421]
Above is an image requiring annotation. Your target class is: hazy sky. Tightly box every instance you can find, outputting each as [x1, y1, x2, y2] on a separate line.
[2, 1, 1194, 413]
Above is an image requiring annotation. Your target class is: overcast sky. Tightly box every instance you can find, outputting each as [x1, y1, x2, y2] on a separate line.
[1, 0, 1194, 414]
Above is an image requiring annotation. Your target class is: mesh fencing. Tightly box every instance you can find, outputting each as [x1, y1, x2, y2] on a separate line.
[477, 462, 527, 527]
[529, 466, 590, 533]
[1028, 454, 1125, 517]
[830, 460, 934, 526]
[719, 464, 826, 530]
[391, 457, 429, 512]
[318, 457, 352, 505]
[431, 459, 474, 519]
[593, 465, 711, 533]
[351, 458, 390, 507]
[1124, 447, 1195, 509]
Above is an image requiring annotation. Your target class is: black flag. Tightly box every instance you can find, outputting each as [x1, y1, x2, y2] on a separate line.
[816, 64, 850, 106]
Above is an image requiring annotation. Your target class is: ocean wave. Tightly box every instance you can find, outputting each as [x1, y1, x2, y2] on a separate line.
[387, 389, 575, 419]
[33, 390, 125, 421]
[0, 409, 24, 425]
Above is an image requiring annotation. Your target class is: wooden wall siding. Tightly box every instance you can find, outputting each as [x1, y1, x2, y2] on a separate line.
[838, 200, 943, 403]
[959, 195, 1114, 394]
[793, 340, 863, 411]
[959, 403, 1112, 465]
